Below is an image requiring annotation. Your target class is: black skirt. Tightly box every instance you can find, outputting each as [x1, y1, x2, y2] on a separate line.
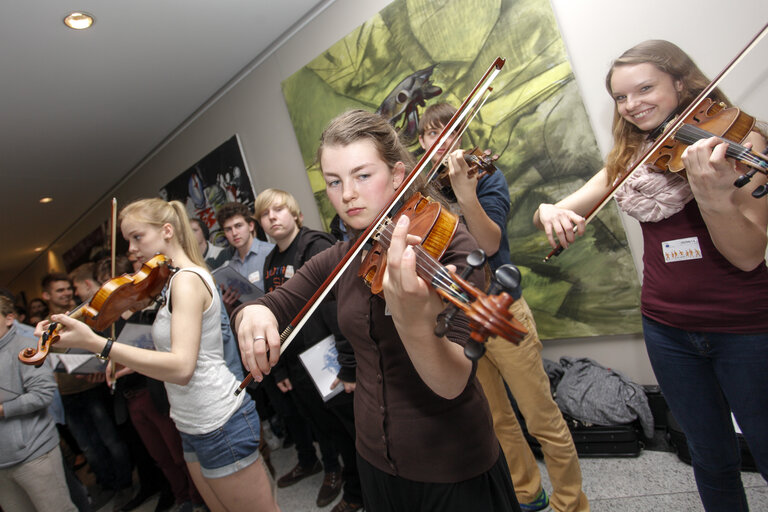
[356, 448, 520, 512]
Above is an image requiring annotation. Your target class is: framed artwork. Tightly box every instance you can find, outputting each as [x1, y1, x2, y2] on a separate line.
[160, 135, 256, 247]
[281, 0, 641, 339]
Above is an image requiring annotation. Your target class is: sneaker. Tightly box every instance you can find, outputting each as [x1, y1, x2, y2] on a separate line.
[277, 460, 322, 488]
[316, 470, 343, 507]
[88, 487, 115, 512]
[261, 422, 282, 451]
[520, 488, 550, 512]
[330, 499, 364, 512]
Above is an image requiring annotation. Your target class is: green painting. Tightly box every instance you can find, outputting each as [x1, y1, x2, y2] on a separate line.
[281, 0, 641, 339]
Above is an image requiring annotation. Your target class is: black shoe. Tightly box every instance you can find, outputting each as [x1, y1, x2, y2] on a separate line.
[277, 460, 322, 488]
[331, 499, 364, 512]
[153, 488, 175, 512]
[316, 470, 343, 507]
[119, 486, 159, 512]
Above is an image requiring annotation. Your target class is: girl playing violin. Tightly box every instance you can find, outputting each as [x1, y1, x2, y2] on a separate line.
[234, 109, 520, 512]
[36, 199, 278, 512]
[534, 40, 768, 511]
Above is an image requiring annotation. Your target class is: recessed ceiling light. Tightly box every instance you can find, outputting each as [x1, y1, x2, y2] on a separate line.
[34, 247, 44, 252]
[39, 197, 53, 204]
[64, 12, 94, 30]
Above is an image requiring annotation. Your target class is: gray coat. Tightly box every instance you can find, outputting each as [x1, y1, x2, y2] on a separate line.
[554, 356, 654, 438]
[0, 323, 59, 468]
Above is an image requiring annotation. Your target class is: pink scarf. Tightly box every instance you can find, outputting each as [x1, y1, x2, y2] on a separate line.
[614, 161, 694, 223]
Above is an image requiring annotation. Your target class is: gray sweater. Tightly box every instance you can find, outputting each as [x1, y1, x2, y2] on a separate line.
[0, 322, 59, 468]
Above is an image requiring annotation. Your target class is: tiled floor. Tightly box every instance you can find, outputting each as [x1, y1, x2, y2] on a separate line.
[102, 440, 767, 512]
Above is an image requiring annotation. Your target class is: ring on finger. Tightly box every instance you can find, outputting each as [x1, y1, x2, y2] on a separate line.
[253, 336, 266, 342]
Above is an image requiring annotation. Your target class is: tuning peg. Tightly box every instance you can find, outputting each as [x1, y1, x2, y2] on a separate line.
[752, 184, 768, 198]
[734, 169, 757, 188]
[434, 249, 486, 337]
[464, 340, 486, 361]
[488, 264, 521, 296]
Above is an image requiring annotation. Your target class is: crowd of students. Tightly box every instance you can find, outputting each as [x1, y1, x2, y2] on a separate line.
[1, 38, 767, 512]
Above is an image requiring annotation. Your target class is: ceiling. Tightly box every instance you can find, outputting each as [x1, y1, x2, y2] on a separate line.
[0, 0, 327, 289]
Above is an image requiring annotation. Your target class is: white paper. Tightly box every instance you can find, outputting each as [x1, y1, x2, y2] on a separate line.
[212, 265, 264, 303]
[732, 412, 742, 434]
[54, 353, 107, 374]
[116, 323, 155, 350]
[298, 334, 343, 402]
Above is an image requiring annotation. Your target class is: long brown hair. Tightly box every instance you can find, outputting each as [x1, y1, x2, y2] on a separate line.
[317, 109, 416, 173]
[120, 198, 206, 268]
[603, 40, 729, 184]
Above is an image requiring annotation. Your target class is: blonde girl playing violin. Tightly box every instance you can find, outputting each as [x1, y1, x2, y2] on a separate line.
[36, 199, 278, 512]
[233, 110, 521, 512]
[534, 40, 768, 511]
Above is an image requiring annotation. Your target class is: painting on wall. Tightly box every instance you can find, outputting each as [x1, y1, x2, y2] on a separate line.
[281, 0, 641, 339]
[160, 135, 255, 248]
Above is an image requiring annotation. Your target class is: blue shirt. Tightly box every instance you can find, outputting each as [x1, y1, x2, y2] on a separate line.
[226, 237, 275, 291]
[475, 171, 511, 270]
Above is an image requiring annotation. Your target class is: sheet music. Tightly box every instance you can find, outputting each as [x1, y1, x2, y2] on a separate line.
[212, 265, 264, 303]
[298, 334, 344, 402]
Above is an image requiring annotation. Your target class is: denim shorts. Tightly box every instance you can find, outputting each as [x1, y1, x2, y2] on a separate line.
[180, 398, 261, 478]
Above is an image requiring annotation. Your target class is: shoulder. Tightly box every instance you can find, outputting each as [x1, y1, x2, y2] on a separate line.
[476, 171, 510, 207]
[171, 267, 213, 298]
[299, 228, 335, 250]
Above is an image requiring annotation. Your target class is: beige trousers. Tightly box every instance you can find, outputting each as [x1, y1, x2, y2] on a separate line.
[476, 297, 589, 512]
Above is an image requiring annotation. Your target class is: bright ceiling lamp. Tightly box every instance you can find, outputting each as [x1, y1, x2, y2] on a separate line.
[64, 12, 94, 30]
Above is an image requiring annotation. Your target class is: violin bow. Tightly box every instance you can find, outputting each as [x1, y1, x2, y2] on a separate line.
[235, 57, 506, 394]
[544, 21, 768, 261]
[109, 198, 117, 392]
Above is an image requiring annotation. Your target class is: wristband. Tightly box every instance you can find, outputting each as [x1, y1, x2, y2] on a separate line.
[96, 338, 115, 361]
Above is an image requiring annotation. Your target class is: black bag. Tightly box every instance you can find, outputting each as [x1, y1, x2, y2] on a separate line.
[511, 395, 643, 458]
[526, 413, 643, 458]
[665, 411, 758, 472]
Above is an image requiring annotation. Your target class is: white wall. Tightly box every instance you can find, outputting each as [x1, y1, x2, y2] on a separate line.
[23, 0, 768, 383]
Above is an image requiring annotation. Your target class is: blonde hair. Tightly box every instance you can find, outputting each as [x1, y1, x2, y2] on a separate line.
[119, 198, 206, 268]
[253, 189, 303, 228]
[603, 40, 729, 184]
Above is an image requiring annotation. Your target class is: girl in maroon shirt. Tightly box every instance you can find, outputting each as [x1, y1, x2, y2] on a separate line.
[534, 40, 768, 511]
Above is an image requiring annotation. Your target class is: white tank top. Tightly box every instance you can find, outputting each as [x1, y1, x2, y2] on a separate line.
[151, 267, 244, 434]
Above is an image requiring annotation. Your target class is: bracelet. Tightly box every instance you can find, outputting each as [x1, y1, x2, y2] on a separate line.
[96, 338, 115, 361]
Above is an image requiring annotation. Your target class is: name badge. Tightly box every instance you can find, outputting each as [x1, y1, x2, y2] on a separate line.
[285, 265, 295, 279]
[248, 271, 261, 284]
[662, 237, 702, 263]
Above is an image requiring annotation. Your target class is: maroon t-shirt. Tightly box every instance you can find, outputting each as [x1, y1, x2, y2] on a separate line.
[641, 200, 768, 333]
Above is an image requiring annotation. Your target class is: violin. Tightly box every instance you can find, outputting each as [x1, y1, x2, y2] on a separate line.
[648, 98, 755, 172]
[19, 254, 174, 367]
[665, 106, 768, 197]
[429, 147, 499, 192]
[359, 192, 528, 350]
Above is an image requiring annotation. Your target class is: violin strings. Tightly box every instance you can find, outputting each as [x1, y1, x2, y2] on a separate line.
[380, 222, 470, 302]
[375, 222, 472, 304]
[675, 124, 768, 168]
[376, 227, 467, 301]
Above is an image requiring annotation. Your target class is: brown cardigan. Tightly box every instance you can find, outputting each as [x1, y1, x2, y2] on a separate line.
[237, 223, 499, 483]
